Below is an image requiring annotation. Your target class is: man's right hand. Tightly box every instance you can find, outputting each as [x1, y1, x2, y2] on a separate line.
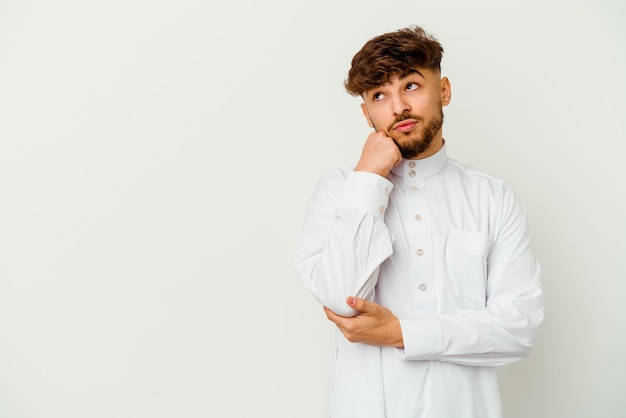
[354, 131, 402, 178]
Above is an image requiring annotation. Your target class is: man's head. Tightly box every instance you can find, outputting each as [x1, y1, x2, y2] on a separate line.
[345, 26, 443, 97]
[345, 26, 450, 159]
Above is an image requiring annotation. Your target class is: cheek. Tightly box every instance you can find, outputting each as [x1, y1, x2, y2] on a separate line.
[368, 112, 392, 131]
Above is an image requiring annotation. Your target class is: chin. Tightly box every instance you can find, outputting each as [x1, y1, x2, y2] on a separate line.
[396, 137, 433, 159]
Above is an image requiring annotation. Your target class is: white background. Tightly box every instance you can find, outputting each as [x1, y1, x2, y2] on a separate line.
[1, 1, 625, 417]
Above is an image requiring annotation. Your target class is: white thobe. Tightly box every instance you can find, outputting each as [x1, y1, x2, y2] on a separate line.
[293, 144, 543, 418]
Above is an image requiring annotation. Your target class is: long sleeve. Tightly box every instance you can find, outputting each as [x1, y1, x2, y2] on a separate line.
[293, 169, 395, 317]
[398, 184, 544, 366]
[297, 147, 543, 417]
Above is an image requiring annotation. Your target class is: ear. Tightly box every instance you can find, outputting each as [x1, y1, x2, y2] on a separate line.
[361, 103, 375, 128]
[440, 76, 452, 106]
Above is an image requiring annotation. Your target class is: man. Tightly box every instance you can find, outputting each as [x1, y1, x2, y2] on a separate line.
[293, 25, 543, 417]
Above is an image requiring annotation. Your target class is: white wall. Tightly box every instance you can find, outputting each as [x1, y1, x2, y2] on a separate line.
[1, 1, 624, 417]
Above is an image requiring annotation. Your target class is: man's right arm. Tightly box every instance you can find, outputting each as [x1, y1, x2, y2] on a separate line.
[293, 168, 395, 317]
[294, 131, 402, 316]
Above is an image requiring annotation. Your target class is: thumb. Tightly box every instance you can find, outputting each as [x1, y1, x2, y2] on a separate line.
[347, 296, 374, 313]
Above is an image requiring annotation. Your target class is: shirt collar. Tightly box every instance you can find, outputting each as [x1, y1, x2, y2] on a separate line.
[390, 141, 448, 179]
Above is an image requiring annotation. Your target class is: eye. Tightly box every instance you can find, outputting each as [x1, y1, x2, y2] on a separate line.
[406, 82, 419, 91]
[372, 92, 385, 101]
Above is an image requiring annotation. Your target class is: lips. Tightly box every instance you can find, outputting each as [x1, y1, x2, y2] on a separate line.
[393, 120, 417, 132]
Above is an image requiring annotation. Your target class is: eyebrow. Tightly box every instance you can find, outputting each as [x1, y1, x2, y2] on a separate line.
[399, 70, 425, 81]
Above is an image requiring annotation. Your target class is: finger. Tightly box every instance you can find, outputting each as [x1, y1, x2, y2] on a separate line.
[347, 296, 375, 313]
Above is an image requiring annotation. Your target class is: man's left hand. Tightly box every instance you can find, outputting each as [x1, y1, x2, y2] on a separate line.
[324, 297, 404, 348]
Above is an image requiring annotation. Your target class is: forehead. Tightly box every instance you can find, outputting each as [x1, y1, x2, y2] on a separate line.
[389, 67, 437, 84]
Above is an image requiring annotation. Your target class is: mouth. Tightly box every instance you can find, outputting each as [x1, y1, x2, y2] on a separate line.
[393, 120, 417, 132]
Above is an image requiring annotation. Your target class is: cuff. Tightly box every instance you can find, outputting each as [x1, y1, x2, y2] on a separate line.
[396, 318, 443, 361]
[339, 171, 393, 219]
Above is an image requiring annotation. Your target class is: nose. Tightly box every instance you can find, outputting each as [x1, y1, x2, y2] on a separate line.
[391, 94, 410, 116]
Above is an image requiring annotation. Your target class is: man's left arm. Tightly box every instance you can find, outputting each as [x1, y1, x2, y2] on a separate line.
[325, 186, 544, 367]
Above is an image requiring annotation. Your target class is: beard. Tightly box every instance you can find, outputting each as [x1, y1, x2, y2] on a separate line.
[387, 108, 444, 159]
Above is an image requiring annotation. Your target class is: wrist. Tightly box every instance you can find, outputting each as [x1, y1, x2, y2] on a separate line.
[354, 164, 389, 178]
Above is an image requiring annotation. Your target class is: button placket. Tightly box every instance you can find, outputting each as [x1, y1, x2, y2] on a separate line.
[404, 174, 433, 303]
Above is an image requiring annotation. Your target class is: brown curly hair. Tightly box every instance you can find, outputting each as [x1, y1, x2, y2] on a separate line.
[344, 25, 444, 96]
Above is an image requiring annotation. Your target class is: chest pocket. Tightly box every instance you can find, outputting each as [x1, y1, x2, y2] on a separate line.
[444, 229, 493, 308]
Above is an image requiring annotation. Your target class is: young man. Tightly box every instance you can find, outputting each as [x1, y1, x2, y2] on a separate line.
[293, 26, 544, 417]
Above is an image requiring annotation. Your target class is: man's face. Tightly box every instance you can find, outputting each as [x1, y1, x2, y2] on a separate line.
[360, 69, 451, 159]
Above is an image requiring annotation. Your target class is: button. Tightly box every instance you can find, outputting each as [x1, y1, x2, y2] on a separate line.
[410, 186, 418, 191]
[415, 214, 422, 221]
[409, 161, 416, 168]
[416, 249, 424, 256]
[418, 283, 427, 291]
[384, 187, 390, 195]
[409, 170, 416, 177]
[379, 206, 385, 214]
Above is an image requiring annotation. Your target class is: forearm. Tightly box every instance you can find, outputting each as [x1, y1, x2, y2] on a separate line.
[398, 260, 543, 366]
[294, 170, 394, 316]
[394, 184, 545, 366]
